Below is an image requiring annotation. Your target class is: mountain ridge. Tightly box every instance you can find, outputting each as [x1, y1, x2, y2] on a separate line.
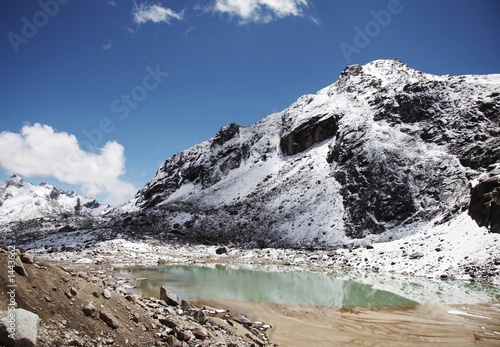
[0, 175, 111, 223]
[115, 59, 499, 248]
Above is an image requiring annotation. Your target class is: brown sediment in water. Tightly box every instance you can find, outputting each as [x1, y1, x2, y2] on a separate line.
[196, 299, 500, 347]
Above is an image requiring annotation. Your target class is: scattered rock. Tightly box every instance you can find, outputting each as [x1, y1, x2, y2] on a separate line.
[70, 287, 78, 296]
[99, 310, 120, 329]
[178, 329, 196, 342]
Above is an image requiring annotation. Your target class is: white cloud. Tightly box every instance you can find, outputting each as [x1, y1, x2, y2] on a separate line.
[101, 40, 113, 50]
[0, 124, 137, 205]
[133, 2, 184, 25]
[213, 0, 309, 23]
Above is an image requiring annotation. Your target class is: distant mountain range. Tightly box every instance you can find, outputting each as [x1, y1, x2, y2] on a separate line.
[0, 175, 111, 223]
[1, 59, 499, 248]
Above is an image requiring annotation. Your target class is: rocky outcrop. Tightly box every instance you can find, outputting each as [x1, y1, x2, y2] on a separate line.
[469, 164, 500, 233]
[280, 114, 339, 155]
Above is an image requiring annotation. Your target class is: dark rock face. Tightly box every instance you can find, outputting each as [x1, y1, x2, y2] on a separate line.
[211, 123, 240, 147]
[280, 114, 339, 155]
[469, 166, 500, 234]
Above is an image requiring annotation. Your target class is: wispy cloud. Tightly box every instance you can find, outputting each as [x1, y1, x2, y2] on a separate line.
[132, 2, 184, 25]
[101, 39, 113, 50]
[106, 0, 117, 7]
[0, 124, 136, 205]
[213, 0, 310, 24]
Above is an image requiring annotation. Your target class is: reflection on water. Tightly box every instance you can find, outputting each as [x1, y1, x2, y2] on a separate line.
[118, 265, 418, 307]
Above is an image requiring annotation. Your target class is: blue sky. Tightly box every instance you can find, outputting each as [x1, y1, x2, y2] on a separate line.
[1, 0, 499, 205]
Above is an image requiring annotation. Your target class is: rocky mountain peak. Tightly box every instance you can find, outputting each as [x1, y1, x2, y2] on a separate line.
[117, 60, 499, 247]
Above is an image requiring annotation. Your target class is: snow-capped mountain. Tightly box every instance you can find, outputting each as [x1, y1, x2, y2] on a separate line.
[0, 175, 111, 223]
[119, 59, 499, 248]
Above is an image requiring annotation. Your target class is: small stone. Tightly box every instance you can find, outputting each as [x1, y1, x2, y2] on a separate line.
[192, 326, 208, 340]
[157, 315, 177, 328]
[77, 272, 89, 280]
[92, 291, 100, 298]
[193, 309, 208, 324]
[178, 329, 196, 342]
[130, 312, 140, 323]
[21, 253, 34, 264]
[233, 314, 252, 325]
[125, 295, 137, 303]
[70, 287, 78, 296]
[215, 246, 228, 255]
[45, 296, 52, 303]
[166, 335, 182, 347]
[82, 302, 97, 318]
[102, 289, 111, 299]
[99, 311, 120, 329]
[409, 252, 424, 260]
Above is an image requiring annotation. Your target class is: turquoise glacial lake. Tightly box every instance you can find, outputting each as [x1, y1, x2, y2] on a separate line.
[118, 265, 420, 307]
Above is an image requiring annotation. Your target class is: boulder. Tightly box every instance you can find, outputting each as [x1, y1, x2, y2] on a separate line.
[469, 165, 500, 233]
[0, 308, 40, 347]
[160, 286, 182, 306]
[14, 256, 28, 277]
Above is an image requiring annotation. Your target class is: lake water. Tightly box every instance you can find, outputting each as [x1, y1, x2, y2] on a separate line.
[116, 265, 500, 346]
[117, 264, 500, 307]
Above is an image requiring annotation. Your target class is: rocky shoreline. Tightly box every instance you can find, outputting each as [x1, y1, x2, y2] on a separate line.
[0, 249, 274, 347]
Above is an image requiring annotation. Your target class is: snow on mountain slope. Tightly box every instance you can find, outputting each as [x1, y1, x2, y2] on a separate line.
[0, 175, 111, 223]
[118, 59, 499, 248]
